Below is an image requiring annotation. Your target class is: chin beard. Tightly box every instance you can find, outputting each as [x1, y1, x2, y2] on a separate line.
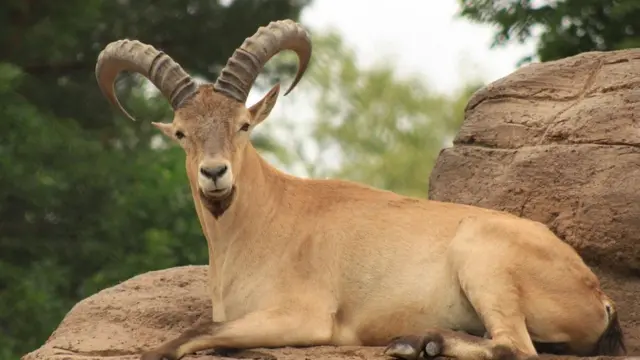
[198, 185, 236, 219]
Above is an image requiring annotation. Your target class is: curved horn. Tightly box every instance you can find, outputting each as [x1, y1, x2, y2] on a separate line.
[95, 39, 198, 121]
[213, 19, 312, 103]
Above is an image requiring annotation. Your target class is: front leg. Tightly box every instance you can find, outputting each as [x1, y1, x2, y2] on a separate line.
[140, 306, 334, 360]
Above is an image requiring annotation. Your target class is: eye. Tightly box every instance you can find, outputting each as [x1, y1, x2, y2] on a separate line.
[239, 123, 250, 132]
[175, 130, 185, 139]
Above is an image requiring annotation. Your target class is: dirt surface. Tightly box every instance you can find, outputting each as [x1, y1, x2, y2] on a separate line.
[23, 49, 640, 360]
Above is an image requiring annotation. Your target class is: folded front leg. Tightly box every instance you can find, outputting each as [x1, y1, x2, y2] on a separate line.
[140, 306, 335, 360]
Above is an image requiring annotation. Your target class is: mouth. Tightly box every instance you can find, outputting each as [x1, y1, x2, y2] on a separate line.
[205, 187, 231, 197]
[199, 185, 236, 202]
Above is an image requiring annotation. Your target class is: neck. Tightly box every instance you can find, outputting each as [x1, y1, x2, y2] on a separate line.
[188, 144, 288, 261]
[216, 144, 286, 233]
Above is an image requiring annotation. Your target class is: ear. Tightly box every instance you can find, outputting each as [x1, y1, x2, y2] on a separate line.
[152, 122, 174, 138]
[248, 83, 280, 126]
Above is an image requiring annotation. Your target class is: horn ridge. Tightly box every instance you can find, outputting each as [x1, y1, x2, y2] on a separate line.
[213, 19, 312, 103]
[95, 39, 197, 120]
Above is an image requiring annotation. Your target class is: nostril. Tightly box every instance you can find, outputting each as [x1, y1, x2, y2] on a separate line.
[214, 164, 228, 177]
[200, 164, 228, 180]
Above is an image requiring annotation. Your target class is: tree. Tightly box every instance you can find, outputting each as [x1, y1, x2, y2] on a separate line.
[0, 1, 311, 359]
[458, 0, 640, 64]
[270, 32, 482, 198]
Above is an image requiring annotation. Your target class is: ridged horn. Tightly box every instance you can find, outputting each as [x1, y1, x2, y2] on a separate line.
[213, 19, 312, 103]
[95, 39, 198, 121]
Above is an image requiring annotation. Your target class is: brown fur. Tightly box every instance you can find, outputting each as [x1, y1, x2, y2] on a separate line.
[99, 44, 623, 360]
[134, 85, 625, 360]
[198, 186, 236, 219]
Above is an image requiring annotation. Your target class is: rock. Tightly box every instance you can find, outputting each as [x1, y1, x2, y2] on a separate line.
[22, 266, 211, 360]
[428, 48, 640, 355]
[21, 266, 640, 360]
[22, 265, 391, 360]
[429, 48, 640, 272]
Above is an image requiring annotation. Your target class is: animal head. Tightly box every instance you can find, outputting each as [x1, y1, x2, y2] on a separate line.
[95, 20, 311, 203]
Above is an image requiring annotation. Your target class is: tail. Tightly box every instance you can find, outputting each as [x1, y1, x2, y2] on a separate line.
[591, 302, 626, 356]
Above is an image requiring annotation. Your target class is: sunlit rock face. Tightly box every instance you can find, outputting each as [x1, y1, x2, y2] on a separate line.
[21, 266, 391, 360]
[429, 48, 640, 355]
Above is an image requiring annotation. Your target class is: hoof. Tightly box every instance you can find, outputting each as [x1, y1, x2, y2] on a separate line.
[425, 339, 442, 357]
[384, 332, 445, 360]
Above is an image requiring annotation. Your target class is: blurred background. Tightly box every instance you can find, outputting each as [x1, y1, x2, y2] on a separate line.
[1, 0, 638, 358]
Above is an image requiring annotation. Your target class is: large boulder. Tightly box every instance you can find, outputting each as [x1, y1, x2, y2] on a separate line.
[429, 48, 640, 354]
[21, 266, 389, 360]
[429, 48, 640, 273]
[22, 266, 640, 360]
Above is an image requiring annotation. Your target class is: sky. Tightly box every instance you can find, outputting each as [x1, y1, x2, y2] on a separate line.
[243, 0, 540, 176]
[250, 0, 538, 102]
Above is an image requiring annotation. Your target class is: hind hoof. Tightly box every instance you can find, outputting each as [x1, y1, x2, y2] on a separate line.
[384, 331, 445, 360]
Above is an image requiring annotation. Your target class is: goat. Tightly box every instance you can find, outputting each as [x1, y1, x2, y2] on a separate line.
[95, 19, 626, 360]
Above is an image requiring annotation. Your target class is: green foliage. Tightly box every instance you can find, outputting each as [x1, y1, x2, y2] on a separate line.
[458, 0, 640, 64]
[0, 1, 310, 359]
[1, 3, 483, 359]
[275, 33, 481, 197]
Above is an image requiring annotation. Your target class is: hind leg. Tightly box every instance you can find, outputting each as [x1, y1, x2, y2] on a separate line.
[385, 218, 537, 360]
[384, 278, 536, 360]
[384, 329, 528, 360]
